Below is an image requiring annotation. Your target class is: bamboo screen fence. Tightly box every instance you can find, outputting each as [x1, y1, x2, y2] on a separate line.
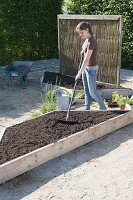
[58, 15, 122, 85]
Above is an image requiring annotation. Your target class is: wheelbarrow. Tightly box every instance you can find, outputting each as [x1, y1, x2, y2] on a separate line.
[0, 61, 33, 88]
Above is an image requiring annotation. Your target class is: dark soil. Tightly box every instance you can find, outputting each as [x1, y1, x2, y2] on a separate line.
[42, 71, 124, 90]
[96, 82, 124, 90]
[106, 100, 119, 108]
[0, 111, 125, 165]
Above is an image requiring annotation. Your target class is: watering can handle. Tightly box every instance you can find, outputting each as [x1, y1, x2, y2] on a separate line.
[55, 88, 69, 96]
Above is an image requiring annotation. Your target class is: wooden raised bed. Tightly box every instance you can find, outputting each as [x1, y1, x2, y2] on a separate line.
[41, 71, 133, 99]
[0, 110, 133, 184]
[97, 82, 133, 99]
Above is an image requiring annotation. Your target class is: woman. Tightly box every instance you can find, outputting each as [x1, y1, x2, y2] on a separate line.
[75, 21, 106, 110]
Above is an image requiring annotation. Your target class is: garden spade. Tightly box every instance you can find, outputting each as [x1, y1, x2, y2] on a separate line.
[0, 126, 6, 141]
[56, 53, 84, 125]
[56, 80, 78, 125]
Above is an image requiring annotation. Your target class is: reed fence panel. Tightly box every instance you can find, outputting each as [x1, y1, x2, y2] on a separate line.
[58, 15, 122, 85]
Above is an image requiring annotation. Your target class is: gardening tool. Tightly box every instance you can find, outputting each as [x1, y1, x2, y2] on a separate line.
[56, 53, 84, 125]
[0, 125, 6, 141]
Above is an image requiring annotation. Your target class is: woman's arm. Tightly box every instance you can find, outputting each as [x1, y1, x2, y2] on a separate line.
[75, 48, 93, 80]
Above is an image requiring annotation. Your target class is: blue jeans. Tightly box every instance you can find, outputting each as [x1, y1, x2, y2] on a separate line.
[82, 68, 106, 110]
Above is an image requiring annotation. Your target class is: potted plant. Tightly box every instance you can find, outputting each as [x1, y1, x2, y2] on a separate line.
[112, 91, 120, 102]
[126, 96, 133, 110]
[127, 97, 133, 105]
[116, 96, 129, 110]
[107, 92, 130, 110]
[107, 91, 119, 107]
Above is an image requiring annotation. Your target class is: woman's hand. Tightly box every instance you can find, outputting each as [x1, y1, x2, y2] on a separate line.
[75, 73, 81, 81]
[80, 50, 84, 56]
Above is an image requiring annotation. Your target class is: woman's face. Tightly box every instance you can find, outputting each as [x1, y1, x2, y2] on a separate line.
[77, 29, 89, 39]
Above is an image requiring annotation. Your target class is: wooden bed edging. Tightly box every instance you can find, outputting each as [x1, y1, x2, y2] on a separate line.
[99, 88, 133, 99]
[0, 111, 133, 184]
[58, 86, 133, 100]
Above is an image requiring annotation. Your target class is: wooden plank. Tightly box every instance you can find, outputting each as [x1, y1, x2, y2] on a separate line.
[57, 16, 61, 73]
[99, 88, 133, 99]
[117, 16, 123, 86]
[58, 15, 121, 20]
[0, 111, 132, 184]
[58, 85, 133, 100]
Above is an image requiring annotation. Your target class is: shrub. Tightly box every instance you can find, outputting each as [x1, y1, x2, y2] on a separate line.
[67, 0, 133, 69]
[0, 0, 64, 64]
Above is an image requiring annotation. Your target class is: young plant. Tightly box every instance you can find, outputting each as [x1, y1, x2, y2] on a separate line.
[41, 83, 57, 114]
[32, 83, 57, 118]
[40, 101, 56, 114]
[117, 96, 128, 106]
[32, 112, 42, 118]
[75, 91, 84, 99]
[127, 97, 133, 105]
[112, 91, 119, 102]
[111, 91, 130, 110]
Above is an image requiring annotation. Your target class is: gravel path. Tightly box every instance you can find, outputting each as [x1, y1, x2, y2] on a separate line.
[120, 69, 133, 82]
[0, 63, 133, 200]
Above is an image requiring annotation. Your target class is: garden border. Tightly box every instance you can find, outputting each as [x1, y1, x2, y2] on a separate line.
[0, 110, 133, 184]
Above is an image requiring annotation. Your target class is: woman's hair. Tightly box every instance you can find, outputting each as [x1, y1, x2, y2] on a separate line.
[76, 21, 93, 36]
